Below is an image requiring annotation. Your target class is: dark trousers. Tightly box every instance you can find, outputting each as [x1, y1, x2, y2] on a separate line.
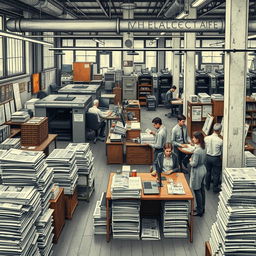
[176, 149, 190, 169]
[96, 121, 106, 137]
[205, 155, 222, 192]
[194, 180, 205, 215]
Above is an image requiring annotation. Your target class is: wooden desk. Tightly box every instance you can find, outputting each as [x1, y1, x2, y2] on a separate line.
[126, 121, 141, 140]
[21, 134, 57, 156]
[5, 120, 28, 128]
[113, 87, 122, 105]
[106, 135, 124, 164]
[106, 172, 194, 242]
[126, 141, 153, 165]
[205, 241, 212, 256]
[49, 188, 65, 243]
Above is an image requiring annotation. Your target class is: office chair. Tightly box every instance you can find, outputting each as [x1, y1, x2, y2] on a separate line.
[49, 83, 59, 94]
[37, 91, 48, 99]
[86, 112, 102, 143]
[98, 97, 110, 111]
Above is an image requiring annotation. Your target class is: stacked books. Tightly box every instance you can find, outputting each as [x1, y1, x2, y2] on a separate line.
[140, 132, 155, 144]
[113, 121, 126, 136]
[0, 185, 41, 256]
[141, 218, 161, 240]
[211, 94, 224, 100]
[209, 167, 256, 256]
[244, 151, 256, 167]
[198, 93, 211, 103]
[0, 125, 10, 143]
[11, 111, 30, 123]
[112, 200, 140, 239]
[0, 138, 21, 149]
[162, 201, 189, 238]
[46, 149, 78, 195]
[93, 192, 107, 235]
[66, 143, 95, 199]
[111, 173, 142, 199]
[36, 208, 54, 256]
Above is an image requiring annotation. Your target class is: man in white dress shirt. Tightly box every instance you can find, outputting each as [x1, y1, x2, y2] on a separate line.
[204, 123, 223, 193]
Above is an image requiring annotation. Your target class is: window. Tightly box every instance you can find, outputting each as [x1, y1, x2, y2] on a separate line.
[201, 40, 223, 64]
[248, 40, 256, 70]
[133, 40, 144, 63]
[62, 39, 74, 65]
[102, 40, 122, 47]
[112, 51, 121, 69]
[76, 39, 96, 47]
[7, 36, 24, 76]
[146, 40, 157, 48]
[43, 32, 54, 69]
[146, 51, 157, 69]
[0, 16, 3, 77]
[75, 51, 96, 62]
[165, 51, 173, 71]
[165, 39, 172, 48]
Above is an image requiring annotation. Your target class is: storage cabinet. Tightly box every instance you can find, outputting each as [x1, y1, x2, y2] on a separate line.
[137, 74, 153, 106]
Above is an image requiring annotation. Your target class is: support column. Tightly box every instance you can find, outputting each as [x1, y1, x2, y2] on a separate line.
[223, 0, 249, 168]
[172, 33, 181, 98]
[122, 3, 135, 75]
[157, 37, 165, 72]
[183, 3, 196, 115]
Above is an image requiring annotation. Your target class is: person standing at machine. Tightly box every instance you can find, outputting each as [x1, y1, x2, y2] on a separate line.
[171, 114, 191, 169]
[165, 85, 177, 117]
[88, 99, 113, 140]
[149, 117, 167, 162]
[189, 131, 207, 217]
[204, 123, 223, 193]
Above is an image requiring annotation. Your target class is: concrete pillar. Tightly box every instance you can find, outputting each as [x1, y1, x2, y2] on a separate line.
[122, 3, 135, 75]
[183, 3, 196, 115]
[157, 37, 165, 72]
[172, 33, 181, 98]
[223, 0, 249, 168]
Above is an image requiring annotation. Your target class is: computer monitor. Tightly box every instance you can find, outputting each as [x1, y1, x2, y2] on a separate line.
[61, 64, 72, 73]
[134, 64, 142, 73]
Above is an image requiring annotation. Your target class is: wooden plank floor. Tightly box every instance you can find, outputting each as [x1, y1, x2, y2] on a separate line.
[52, 108, 219, 256]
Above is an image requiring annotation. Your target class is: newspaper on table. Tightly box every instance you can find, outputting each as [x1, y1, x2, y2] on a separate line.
[209, 167, 256, 256]
[110, 133, 122, 142]
[113, 121, 126, 136]
[140, 132, 155, 144]
[141, 218, 161, 240]
[167, 181, 185, 195]
[111, 173, 142, 199]
[198, 93, 211, 103]
[162, 200, 189, 238]
[0, 185, 41, 256]
[11, 111, 30, 123]
[244, 151, 256, 167]
[112, 200, 140, 240]
[0, 138, 21, 149]
[211, 94, 224, 101]
[46, 149, 78, 195]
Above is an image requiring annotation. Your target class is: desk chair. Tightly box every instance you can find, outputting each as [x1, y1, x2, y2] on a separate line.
[86, 112, 102, 143]
[37, 91, 48, 99]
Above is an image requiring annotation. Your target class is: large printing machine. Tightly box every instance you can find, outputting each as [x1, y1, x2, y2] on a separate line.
[34, 94, 92, 142]
[157, 69, 172, 105]
[58, 83, 101, 101]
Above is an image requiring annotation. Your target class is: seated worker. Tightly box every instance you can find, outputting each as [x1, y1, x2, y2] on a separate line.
[165, 85, 177, 117]
[88, 99, 113, 140]
[171, 114, 191, 169]
[149, 117, 167, 162]
[152, 142, 179, 176]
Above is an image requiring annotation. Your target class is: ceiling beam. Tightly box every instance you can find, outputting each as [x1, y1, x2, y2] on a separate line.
[157, 0, 170, 17]
[197, 0, 225, 17]
[95, 0, 109, 17]
[67, 6, 162, 10]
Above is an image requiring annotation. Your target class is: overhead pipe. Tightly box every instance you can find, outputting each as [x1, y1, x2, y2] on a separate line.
[6, 18, 256, 33]
[163, 0, 184, 18]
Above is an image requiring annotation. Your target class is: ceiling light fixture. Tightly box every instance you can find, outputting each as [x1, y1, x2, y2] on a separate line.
[155, 37, 160, 40]
[191, 0, 206, 8]
[160, 32, 166, 36]
[127, 50, 139, 56]
[176, 11, 188, 19]
[0, 30, 53, 46]
[248, 35, 256, 39]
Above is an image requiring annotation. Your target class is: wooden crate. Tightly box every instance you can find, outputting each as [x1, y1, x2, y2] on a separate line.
[21, 117, 48, 146]
[49, 188, 65, 243]
[64, 188, 78, 219]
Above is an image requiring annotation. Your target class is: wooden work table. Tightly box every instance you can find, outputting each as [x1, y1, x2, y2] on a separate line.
[105, 134, 124, 164]
[106, 172, 194, 242]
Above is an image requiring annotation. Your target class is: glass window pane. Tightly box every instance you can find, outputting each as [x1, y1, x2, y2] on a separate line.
[112, 51, 121, 69]
[76, 39, 96, 47]
[146, 51, 156, 69]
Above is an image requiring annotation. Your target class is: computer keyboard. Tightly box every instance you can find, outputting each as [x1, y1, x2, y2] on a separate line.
[143, 182, 153, 189]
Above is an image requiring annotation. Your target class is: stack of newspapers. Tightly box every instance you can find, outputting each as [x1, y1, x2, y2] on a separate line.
[244, 151, 256, 167]
[0, 138, 21, 149]
[0, 185, 41, 256]
[110, 133, 122, 142]
[113, 121, 126, 136]
[93, 192, 107, 235]
[111, 173, 142, 199]
[140, 132, 155, 144]
[141, 218, 161, 240]
[209, 167, 256, 256]
[112, 200, 140, 239]
[11, 111, 30, 123]
[198, 93, 211, 103]
[211, 94, 224, 100]
[162, 200, 189, 238]
[36, 208, 54, 256]
[46, 149, 78, 195]
[66, 143, 95, 199]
